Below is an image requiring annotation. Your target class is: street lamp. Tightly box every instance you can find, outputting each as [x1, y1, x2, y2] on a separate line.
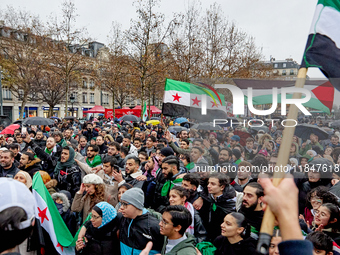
[70, 95, 75, 117]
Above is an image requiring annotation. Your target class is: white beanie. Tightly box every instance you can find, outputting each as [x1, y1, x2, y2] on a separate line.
[83, 174, 104, 185]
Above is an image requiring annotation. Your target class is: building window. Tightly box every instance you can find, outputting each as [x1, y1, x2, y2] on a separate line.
[82, 79, 87, 89]
[90, 93, 95, 104]
[89, 80, 95, 89]
[2, 88, 11, 100]
[82, 92, 87, 103]
[282, 70, 286, 75]
[71, 92, 78, 102]
[290, 69, 295, 75]
[283, 63, 287, 68]
[102, 94, 109, 105]
[274, 63, 278, 68]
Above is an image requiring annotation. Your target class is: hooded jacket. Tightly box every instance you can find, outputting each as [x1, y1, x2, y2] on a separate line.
[161, 233, 196, 255]
[51, 192, 77, 235]
[21, 158, 42, 177]
[0, 163, 20, 178]
[199, 185, 236, 242]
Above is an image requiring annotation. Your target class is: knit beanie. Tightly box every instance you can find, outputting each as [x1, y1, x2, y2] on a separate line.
[121, 188, 144, 210]
[160, 147, 174, 157]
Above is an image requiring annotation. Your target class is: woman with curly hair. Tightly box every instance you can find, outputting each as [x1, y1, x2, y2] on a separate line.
[104, 134, 114, 144]
[71, 174, 107, 222]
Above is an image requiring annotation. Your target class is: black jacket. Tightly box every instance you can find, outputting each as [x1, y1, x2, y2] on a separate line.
[34, 137, 47, 148]
[98, 144, 108, 155]
[80, 219, 119, 255]
[0, 164, 19, 178]
[199, 185, 236, 242]
[20, 158, 42, 177]
[213, 236, 257, 255]
[30, 141, 59, 176]
[115, 210, 164, 254]
[55, 164, 82, 198]
[193, 209, 208, 243]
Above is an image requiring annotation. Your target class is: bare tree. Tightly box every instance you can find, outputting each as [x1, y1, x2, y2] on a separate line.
[45, 0, 89, 116]
[168, 0, 203, 82]
[124, 0, 176, 114]
[0, 7, 44, 119]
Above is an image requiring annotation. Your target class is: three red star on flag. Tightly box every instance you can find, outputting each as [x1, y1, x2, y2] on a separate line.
[172, 93, 181, 102]
[192, 96, 201, 106]
[38, 207, 49, 224]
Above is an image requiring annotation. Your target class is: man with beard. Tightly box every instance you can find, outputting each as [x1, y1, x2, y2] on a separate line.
[113, 156, 144, 188]
[182, 173, 200, 204]
[34, 130, 46, 148]
[154, 156, 186, 212]
[122, 134, 138, 157]
[78, 136, 88, 156]
[190, 147, 209, 172]
[19, 152, 42, 177]
[233, 161, 253, 192]
[53, 131, 67, 147]
[239, 182, 264, 234]
[8, 143, 21, 167]
[64, 128, 78, 147]
[216, 148, 232, 167]
[0, 150, 19, 178]
[85, 145, 102, 168]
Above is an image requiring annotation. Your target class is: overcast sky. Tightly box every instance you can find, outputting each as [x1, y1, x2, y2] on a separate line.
[1, 0, 324, 78]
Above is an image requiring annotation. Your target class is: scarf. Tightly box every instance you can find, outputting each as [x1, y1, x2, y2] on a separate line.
[86, 154, 102, 168]
[184, 202, 195, 235]
[45, 147, 53, 155]
[161, 178, 183, 196]
[94, 202, 117, 228]
[186, 162, 195, 172]
[54, 147, 76, 175]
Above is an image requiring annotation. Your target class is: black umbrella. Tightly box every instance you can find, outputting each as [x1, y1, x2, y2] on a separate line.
[249, 126, 269, 133]
[22, 117, 54, 126]
[120, 115, 140, 122]
[330, 120, 340, 128]
[294, 124, 329, 141]
[180, 121, 195, 127]
[191, 122, 222, 131]
[150, 117, 161, 120]
[168, 126, 188, 134]
[63, 116, 76, 120]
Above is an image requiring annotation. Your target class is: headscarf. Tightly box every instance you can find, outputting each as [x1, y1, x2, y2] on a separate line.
[93, 202, 117, 228]
[15, 170, 32, 188]
[54, 147, 76, 175]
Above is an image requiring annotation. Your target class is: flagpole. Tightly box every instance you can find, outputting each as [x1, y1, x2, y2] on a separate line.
[257, 67, 308, 254]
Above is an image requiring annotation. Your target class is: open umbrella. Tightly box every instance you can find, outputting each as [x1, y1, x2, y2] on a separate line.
[120, 115, 140, 122]
[150, 117, 161, 120]
[180, 121, 195, 127]
[22, 117, 54, 126]
[330, 120, 340, 129]
[173, 117, 188, 124]
[233, 130, 253, 146]
[146, 120, 160, 125]
[249, 126, 269, 133]
[63, 116, 76, 120]
[294, 124, 329, 141]
[168, 126, 188, 135]
[0, 124, 20, 135]
[191, 122, 222, 131]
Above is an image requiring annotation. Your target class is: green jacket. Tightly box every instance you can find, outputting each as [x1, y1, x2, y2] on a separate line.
[58, 138, 68, 148]
[161, 233, 197, 255]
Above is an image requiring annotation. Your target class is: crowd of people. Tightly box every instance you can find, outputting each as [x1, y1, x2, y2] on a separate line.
[0, 116, 340, 255]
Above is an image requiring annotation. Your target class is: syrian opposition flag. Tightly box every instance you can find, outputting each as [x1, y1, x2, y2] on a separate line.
[233, 79, 334, 115]
[32, 174, 75, 255]
[301, 0, 340, 90]
[142, 102, 148, 121]
[162, 79, 228, 121]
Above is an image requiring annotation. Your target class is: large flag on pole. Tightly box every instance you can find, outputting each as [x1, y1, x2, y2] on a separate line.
[32, 174, 75, 255]
[162, 79, 228, 121]
[301, 0, 340, 90]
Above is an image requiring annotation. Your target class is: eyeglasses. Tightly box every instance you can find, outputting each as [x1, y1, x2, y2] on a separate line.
[120, 201, 132, 208]
[91, 214, 101, 220]
[160, 218, 173, 226]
